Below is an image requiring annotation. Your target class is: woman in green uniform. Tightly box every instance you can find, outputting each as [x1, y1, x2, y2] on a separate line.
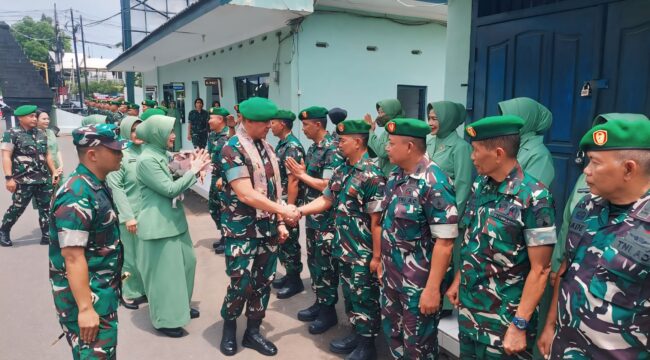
[167, 101, 183, 151]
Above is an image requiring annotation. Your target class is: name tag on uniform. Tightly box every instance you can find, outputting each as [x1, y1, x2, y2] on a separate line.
[492, 201, 521, 226]
[612, 227, 650, 266]
[397, 196, 418, 206]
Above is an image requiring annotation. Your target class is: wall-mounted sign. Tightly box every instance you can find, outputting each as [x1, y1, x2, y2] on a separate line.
[204, 78, 221, 86]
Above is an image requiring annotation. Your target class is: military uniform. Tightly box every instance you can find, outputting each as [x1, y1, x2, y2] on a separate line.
[189, 109, 209, 149]
[324, 151, 385, 338]
[275, 132, 305, 278]
[304, 131, 340, 306]
[1, 107, 53, 242]
[49, 124, 128, 359]
[207, 126, 230, 235]
[367, 99, 404, 177]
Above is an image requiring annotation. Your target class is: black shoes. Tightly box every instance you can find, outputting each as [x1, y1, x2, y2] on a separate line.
[156, 327, 185, 338]
[330, 331, 360, 354]
[242, 319, 277, 356]
[190, 308, 200, 319]
[40, 234, 49, 245]
[0, 229, 12, 247]
[131, 295, 148, 305]
[297, 301, 320, 322]
[220, 319, 237, 356]
[120, 297, 139, 310]
[213, 239, 224, 254]
[346, 336, 376, 360]
[276, 275, 304, 299]
[309, 304, 338, 334]
[272, 274, 287, 289]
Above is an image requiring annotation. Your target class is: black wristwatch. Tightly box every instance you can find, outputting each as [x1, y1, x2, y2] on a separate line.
[4, 175, 13, 181]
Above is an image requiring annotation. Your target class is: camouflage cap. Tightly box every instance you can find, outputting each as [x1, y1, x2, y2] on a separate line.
[72, 124, 130, 150]
[209, 107, 230, 117]
[14, 105, 38, 116]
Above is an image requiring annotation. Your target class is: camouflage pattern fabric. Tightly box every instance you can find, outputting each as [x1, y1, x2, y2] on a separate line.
[380, 156, 458, 359]
[459, 332, 532, 360]
[1, 183, 52, 234]
[1, 126, 50, 184]
[49, 164, 123, 322]
[323, 152, 385, 264]
[275, 133, 305, 276]
[221, 236, 278, 320]
[550, 190, 650, 359]
[310, 228, 339, 305]
[340, 261, 381, 337]
[189, 109, 209, 148]
[207, 127, 229, 231]
[304, 132, 337, 231]
[219, 136, 279, 239]
[458, 164, 556, 351]
[60, 312, 118, 360]
[112, 112, 124, 125]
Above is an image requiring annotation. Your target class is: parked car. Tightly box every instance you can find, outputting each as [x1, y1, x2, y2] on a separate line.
[59, 100, 82, 114]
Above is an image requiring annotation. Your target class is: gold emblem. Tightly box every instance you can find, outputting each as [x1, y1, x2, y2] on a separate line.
[466, 126, 476, 137]
[593, 130, 608, 146]
[337, 123, 345, 133]
[386, 122, 396, 133]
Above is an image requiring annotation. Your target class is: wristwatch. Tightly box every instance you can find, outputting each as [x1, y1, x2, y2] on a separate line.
[4, 175, 13, 181]
[512, 316, 528, 330]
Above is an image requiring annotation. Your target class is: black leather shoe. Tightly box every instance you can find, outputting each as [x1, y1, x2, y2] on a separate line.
[120, 297, 139, 310]
[276, 275, 304, 299]
[156, 327, 185, 338]
[212, 239, 222, 249]
[40, 235, 50, 245]
[297, 301, 320, 322]
[345, 336, 376, 360]
[220, 319, 237, 356]
[214, 242, 225, 254]
[132, 295, 148, 305]
[330, 331, 360, 354]
[0, 229, 12, 247]
[190, 308, 200, 319]
[272, 275, 287, 289]
[242, 319, 277, 356]
[309, 304, 338, 334]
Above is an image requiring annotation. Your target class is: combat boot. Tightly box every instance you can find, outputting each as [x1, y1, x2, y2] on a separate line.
[242, 318, 277, 356]
[329, 330, 359, 354]
[213, 239, 225, 254]
[272, 274, 287, 289]
[220, 319, 237, 356]
[297, 301, 320, 322]
[0, 229, 12, 247]
[308, 304, 338, 334]
[40, 233, 50, 246]
[276, 274, 304, 299]
[345, 336, 376, 360]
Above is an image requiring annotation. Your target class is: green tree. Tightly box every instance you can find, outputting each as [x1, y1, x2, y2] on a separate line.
[11, 15, 71, 63]
[70, 80, 124, 97]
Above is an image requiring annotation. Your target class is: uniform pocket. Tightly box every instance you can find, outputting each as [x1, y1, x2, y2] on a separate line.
[589, 251, 648, 310]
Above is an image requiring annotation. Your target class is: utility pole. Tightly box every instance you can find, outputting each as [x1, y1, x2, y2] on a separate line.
[70, 9, 83, 109]
[79, 15, 89, 97]
[120, 0, 134, 103]
[53, 3, 62, 101]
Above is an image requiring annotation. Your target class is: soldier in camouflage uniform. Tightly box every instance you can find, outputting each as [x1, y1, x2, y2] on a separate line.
[536, 118, 650, 359]
[446, 115, 556, 359]
[126, 103, 139, 117]
[366, 99, 405, 177]
[49, 124, 129, 359]
[296, 119, 385, 360]
[207, 107, 231, 254]
[1, 105, 58, 247]
[140, 99, 157, 114]
[285, 106, 341, 334]
[218, 97, 294, 357]
[270, 109, 306, 299]
[380, 118, 458, 359]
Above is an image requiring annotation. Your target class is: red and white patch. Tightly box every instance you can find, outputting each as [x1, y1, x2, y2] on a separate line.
[593, 130, 608, 146]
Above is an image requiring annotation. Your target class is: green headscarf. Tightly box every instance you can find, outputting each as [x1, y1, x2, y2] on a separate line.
[81, 114, 107, 126]
[376, 99, 405, 127]
[498, 97, 552, 141]
[135, 115, 175, 151]
[119, 116, 142, 144]
[427, 101, 467, 138]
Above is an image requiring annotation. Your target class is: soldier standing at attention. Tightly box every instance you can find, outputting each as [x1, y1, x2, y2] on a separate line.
[1, 105, 59, 247]
[285, 106, 340, 334]
[380, 118, 458, 359]
[218, 97, 293, 357]
[446, 115, 556, 359]
[206, 107, 231, 254]
[126, 103, 140, 117]
[270, 109, 306, 299]
[49, 124, 129, 359]
[537, 118, 650, 359]
[296, 119, 385, 360]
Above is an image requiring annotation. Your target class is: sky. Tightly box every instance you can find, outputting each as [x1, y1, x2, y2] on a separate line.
[1, 0, 124, 59]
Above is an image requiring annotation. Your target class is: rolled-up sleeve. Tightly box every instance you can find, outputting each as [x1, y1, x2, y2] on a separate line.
[524, 226, 557, 246]
[221, 141, 250, 182]
[1, 130, 14, 151]
[523, 187, 557, 247]
[52, 184, 95, 248]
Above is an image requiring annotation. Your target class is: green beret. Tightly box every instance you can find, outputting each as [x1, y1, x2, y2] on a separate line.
[128, 103, 140, 110]
[592, 112, 649, 126]
[209, 107, 230, 117]
[274, 109, 296, 122]
[299, 106, 328, 120]
[580, 118, 650, 151]
[465, 115, 524, 141]
[238, 97, 278, 122]
[14, 105, 38, 117]
[141, 99, 157, 107]
[385, 118, 430, 139]
[140, 108, 166, 121]
[110, 101, 121, 106]
[336, 119, 371, 135]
